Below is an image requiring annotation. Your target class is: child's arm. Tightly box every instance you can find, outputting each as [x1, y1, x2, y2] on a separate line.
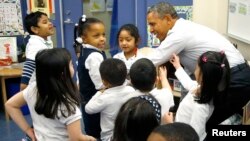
[85, 53, 104, 90]
[158, 66, 172, 91]
[170, 54, 197, 90]
[170, 53, 182, 69]
[67, 120, 96, 141]
[5, 91, 36, 141]
[85, 91, 105, 114]
[189, 104, 212, 140]
[20, 59, 36, 90]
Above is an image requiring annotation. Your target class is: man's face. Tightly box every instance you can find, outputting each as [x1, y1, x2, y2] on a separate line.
[147, 12, 170, 42]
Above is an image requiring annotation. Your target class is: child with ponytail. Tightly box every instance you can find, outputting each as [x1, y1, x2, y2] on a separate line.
[73, 15, 107, 138]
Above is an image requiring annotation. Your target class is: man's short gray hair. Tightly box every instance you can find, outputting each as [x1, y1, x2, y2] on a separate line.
[147, 2, 178, 19]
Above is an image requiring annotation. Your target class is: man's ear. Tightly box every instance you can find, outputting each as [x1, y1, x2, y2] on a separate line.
[162, 14, 174, 25]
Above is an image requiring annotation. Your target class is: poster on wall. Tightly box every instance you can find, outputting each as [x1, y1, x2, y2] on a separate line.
[90, 0, 105, 12]
[0, 0, 24, 36]
[147, 5, 193, 47]
[0, 37, 17, 63]
[28, 0, 54, 18]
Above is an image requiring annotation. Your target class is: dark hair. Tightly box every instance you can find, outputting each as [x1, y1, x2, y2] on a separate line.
[149, 122, 199, 141]
[117, 24, 140, 46]
[112, 95, 160, 141]
[99, 58, 127, 87]
[196, 51, 230, 105]
[24, 11, 48, 35]
[35, 48, 80, 119]
[73, 16, 104, 54]
[147, 2, 179, 19]
[130, 58, 156, 92]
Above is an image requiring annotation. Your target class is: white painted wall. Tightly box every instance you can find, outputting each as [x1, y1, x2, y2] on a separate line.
[193, 0, 250, 60]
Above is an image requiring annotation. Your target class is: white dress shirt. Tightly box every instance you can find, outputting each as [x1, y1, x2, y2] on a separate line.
[113, 51, 144, 73]
[26, 35, 53, 60]
[85, 85, 137, 141]
[84, 44, 105, 90]
[150, 88, 175, 120]
[26, 35, 53, 85]
[132, 87, 175, 124]
[174, 67, 214, 141]
[148, 18, 245, 73]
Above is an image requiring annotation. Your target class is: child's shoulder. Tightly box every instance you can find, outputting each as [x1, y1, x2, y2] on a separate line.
[27, 35, 52, 46]
[113, 51, 123, 58]
[123, 85, 135, 91]
[83, 47, 104, 55]
[150, 88, 173, 97]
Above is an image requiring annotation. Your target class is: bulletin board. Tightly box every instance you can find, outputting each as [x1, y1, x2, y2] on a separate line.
[0, 0, 24, 36]
[228, 0, 250, 44]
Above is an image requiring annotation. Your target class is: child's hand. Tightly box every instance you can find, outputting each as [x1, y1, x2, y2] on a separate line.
[156, 66, 167, 89]
[157, 66, 172, 91]
[162, 112, 174, 124]
[159, 66, 167, 81]
[170, 53, 181, 69]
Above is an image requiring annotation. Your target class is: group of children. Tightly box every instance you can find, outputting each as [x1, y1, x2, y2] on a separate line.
[4, 10, 233, 141]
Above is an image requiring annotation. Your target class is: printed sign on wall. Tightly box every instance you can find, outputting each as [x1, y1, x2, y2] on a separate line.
[0, 0, 24, 36]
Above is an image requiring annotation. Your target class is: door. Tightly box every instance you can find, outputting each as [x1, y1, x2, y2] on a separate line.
[54, 0, 83, 55]
[54, 0, 83, 80]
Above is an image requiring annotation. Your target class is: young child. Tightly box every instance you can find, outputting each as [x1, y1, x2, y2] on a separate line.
[20, 11, 54, 90]
[129, 58, 174, 122]
[85, 58, 138, 141]
[112, 95, 161, 141]
[5, 48, 95, 141]
[147, 122, 199, 141]
[74, 15, 106, 138]
[164, 51, 230, 140]
[113, 24, 144, 76]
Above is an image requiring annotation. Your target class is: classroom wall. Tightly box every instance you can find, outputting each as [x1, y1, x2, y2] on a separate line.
[82, 0, 250, 60]
[83, 0, 147, 57]
[83, 0, 112, 57]
[193, 0, 250, 60]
